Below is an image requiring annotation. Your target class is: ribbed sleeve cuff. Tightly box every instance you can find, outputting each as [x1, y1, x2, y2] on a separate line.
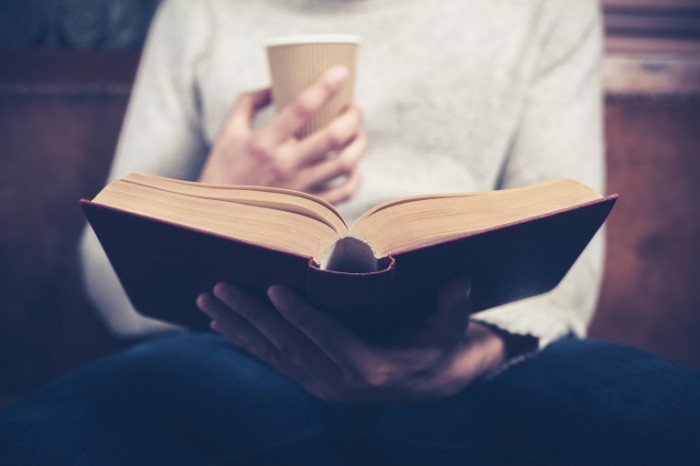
[470, 298, 581, 350]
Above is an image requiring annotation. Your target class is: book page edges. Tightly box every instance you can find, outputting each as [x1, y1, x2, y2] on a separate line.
[81, 192, 617, 278]
[383, 194, 618, 257]
[126, 173, 347, 232]
[82, 199, 381, 272]
[80, 199, 313, 262]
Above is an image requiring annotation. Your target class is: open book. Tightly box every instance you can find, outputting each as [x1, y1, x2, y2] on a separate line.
[82, 173, 617, 339]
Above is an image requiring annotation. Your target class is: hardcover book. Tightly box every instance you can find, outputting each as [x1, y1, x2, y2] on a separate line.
[81, 173, 617, 339]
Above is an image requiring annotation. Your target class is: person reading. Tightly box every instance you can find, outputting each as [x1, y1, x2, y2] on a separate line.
[1, 1, 699, 464]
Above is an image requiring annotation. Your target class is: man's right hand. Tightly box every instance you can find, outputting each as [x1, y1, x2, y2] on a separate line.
[198, 66, 367, 205]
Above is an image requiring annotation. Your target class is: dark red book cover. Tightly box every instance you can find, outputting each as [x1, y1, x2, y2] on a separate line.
[81, 194, 617, 341]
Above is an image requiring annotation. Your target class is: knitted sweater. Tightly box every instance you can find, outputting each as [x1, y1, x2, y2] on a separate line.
[80, 0, 606, 347]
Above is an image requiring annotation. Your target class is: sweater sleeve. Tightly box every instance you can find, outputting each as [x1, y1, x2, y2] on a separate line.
[79, 0, 213, 337]
[472, 0, 606, 348]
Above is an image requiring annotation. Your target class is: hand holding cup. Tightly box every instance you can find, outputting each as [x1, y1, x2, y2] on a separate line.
[199, 35, 365, 205]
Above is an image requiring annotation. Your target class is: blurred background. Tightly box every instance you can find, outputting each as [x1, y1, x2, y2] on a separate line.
[1, 0, 699, 411]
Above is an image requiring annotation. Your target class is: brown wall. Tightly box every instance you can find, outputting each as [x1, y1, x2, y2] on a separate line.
[592, 97, 700, 367]
[590, 51, 700, 368]
[0, 51, 138, 408]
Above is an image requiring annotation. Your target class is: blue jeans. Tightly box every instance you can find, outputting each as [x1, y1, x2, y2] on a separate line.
[1, 332, 699, 465]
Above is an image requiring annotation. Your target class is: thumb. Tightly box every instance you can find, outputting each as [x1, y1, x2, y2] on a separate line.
[229, 88, 272, 132]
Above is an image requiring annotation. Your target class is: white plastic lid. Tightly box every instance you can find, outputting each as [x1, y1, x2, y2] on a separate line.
[266, 34, 361, 47]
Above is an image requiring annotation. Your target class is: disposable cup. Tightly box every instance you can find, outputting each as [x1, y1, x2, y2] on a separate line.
[266, 34, 360, 138]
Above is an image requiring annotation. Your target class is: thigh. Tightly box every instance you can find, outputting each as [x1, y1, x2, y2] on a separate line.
[365, 338, 700, 466]
[0, 332, 338, 466]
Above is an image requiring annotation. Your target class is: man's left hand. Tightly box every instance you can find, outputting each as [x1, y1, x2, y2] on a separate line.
[196, 277, 507, 402]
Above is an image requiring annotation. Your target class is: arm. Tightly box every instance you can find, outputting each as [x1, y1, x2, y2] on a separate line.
[195, 3, 605, 399]
[197, 279, 507, 402]
[80, 0, 366, 338]
[79, 0, 213, 337]
[473, 0, 606, 348]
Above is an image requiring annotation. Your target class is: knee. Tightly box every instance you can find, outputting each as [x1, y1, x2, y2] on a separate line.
[110, 332, 311, 403]
[489, 339, 700, 452]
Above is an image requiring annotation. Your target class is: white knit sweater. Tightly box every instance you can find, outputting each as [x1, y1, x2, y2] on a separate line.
[80, 0, 606, 347]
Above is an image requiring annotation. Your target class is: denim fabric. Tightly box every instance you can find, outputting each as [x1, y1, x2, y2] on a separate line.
[1, 332, 699, 465]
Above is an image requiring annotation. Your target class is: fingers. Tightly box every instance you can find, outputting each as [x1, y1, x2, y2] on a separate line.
[212, 283, 340, 374]
[314, 166, 363, 205]
[295, 105, 364, 167]
[197, 292, 277, 363]
[201, 283, 347, 394]
[267, 285, 372, 369]
[259, 66, 349, 146]
[227, 88, 273, 134]
[197, 290, 319, 385]
[210, 69, 362, 197]
[294, 130, 366, 192]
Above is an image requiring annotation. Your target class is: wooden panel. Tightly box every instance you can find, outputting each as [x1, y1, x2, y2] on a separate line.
[592, 97, 700, 369]
[601, 24, 700, 372]
[0, 0, 160, 49]
[593, 31, 700, 369]
[604, 53, 700, 95]
[603, 0, 700, 10]
[0, 51, 139, 410]
[602, 0, 700, 53]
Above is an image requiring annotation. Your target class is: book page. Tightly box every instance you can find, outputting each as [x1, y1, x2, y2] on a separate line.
[351, 179, 602, 257]
[93, 179, 342, 261]
[124, 173, 349, 234]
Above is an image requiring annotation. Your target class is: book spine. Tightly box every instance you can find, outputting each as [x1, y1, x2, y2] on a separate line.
[306, 256, 398, 340]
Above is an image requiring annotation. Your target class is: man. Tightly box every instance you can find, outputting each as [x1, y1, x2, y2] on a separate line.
[2, 1, 699, 464]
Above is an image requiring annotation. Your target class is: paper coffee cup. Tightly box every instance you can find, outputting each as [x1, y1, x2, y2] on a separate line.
[266, 34, 360, 138]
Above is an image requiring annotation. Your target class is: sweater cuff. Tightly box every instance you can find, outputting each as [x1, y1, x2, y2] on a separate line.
[470, 298, 575, 350]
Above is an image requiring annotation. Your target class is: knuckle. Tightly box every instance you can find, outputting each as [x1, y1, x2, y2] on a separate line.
[359, 362, 396, 389]
[336, 153, 356, 173]
[247, 137, 274, 160]
[291, 98, 316, 121]
[318, 77, 338, 96]
[325, 126, 347, 148]
[269, 159, 292, 181]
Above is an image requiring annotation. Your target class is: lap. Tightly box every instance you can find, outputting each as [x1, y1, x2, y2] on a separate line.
[1, 333, 699, 465]
[367, 338, 700, 465]
[0, 332, 337, 465]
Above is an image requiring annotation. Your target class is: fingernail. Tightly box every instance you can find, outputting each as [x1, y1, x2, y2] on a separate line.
[196, 293, 208, 312]
[327, 65, 348, 86]
[197, 293, 219, 319]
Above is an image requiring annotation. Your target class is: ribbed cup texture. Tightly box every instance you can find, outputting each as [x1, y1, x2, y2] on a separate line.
[267, 43, 357, 138]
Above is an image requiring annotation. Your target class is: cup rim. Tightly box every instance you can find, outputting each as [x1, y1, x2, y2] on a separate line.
[266, 34, 361, 47]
